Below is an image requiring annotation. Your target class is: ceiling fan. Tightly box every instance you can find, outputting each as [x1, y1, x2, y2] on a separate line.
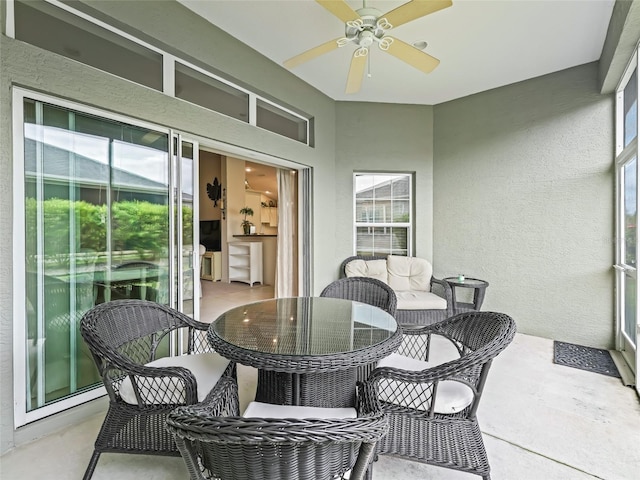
[283, 0, 453, 94]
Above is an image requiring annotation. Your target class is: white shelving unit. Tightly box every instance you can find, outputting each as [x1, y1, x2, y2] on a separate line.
[228, 242, 263, 286]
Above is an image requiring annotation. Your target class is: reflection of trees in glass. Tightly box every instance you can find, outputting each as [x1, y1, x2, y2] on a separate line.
[25, 198, 188, 263]
[626, 213, 636, 267]
[112, 201, 169, 257]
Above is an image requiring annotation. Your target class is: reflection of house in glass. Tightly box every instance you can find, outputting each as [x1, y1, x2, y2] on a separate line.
[25, 138, 170, 204]
[355, 175, 410, 256]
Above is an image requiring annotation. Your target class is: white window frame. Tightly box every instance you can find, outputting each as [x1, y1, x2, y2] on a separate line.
[614, 49, 640, 393]
[353, 172, 413, 256]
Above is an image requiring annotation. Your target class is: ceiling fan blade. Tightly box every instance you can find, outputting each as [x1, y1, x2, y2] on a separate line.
[283, 38, 342, 69]
[381, 0, 452, 29]
[382, 36, 440, 74]
[345, 49, 367, 94]
[316, 0, 361, 23]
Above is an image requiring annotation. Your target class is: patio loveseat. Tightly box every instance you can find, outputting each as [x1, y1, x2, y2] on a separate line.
[341, 255, 454, 326]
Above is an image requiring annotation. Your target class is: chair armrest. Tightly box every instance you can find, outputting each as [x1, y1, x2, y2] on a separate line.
[356, 380, 382, 416]
[189, 376, 240, 416]
[117, 363, 199, 406]
[430, 277, 454, 316]
[369, 345, 486, 385]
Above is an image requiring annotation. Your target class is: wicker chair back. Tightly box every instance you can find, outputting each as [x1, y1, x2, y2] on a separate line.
[320, 276, 397, 317]
[167, 380, 389, 480]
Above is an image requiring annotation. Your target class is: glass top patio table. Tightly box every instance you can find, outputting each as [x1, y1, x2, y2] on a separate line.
[207, 297, 402, 407]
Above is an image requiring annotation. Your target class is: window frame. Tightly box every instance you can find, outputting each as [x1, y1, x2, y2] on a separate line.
[352, 172, 414, 257]
[614, 51, 639, 390]
[6, 0, 312, 145]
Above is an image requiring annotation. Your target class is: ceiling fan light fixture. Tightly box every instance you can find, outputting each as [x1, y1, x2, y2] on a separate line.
[412, 40, 428, 50]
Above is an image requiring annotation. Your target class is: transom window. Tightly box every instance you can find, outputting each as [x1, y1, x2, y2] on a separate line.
[353, 173, 413, 256]
[9, 0, 311, 145]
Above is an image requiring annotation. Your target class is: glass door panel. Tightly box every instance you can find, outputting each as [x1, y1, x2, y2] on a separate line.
[624, 273, 637, 344]
[616, 63, 639, 392]
[23, 98, 171, 413]
[174, 136, 198, 319]
[623, 158, 637, 269]
[620, 156, 638, 370]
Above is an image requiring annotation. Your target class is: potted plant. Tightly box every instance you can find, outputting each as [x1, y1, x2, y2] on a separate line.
[239, 206, 254, 235]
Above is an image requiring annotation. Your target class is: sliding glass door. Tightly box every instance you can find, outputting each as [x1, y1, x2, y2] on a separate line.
[174, 136, 199, 323]
[615, 62, 639, 394]
[14, 89, 198, 425]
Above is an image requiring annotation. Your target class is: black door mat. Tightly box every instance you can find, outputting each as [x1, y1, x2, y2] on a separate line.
[553, 341, 621, 378]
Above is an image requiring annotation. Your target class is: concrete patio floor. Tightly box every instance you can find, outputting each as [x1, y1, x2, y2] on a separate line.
[1, 331, 638, 479]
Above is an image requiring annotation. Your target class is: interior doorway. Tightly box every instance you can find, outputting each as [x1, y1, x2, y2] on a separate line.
[197, 149, 297, 322]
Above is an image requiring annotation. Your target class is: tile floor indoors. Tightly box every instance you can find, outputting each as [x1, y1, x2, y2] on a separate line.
[1, 280, 639, 479]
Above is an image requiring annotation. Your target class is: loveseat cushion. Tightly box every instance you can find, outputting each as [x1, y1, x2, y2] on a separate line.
[344, 258, 388, 283]
[387, 255, 432, 292]
[396, 290, 447, 310]
[119, 352, 230, 405]
[243, 401, 357, 419]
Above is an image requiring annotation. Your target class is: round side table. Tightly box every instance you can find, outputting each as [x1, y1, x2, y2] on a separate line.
[443, 277, 489, 313]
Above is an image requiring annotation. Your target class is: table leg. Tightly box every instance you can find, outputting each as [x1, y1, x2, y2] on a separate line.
[255, 369, 357, 407]
[473, 287, 487, 310]
[292, 373, 301, 406]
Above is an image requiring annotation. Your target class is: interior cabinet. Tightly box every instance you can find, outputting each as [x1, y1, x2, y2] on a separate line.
[201, 251, 222, 281]
[228, 242, 263, 286]
[261, 206, 278, 226]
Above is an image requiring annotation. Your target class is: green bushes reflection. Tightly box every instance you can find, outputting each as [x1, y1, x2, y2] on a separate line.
[25, 198, 192, 264]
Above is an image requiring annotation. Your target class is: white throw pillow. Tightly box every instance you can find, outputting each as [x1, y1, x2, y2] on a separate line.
[387, 255, 433, 292]
[344, 259, 389, 284]
[243, 401, 357, 419]
[119, 352, 230, 405]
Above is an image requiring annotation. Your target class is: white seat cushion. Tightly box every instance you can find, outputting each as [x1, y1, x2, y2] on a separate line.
[396, 290, 447, 310]
[344, 259, 389, 284]
[387, 255, 432, 291]
[243, 401, 357, 419]
[119, 352, 230, 405]
[376, 341, 473, 414]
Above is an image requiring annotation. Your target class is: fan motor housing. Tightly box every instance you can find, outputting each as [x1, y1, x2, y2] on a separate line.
[346, 7, 387, 45]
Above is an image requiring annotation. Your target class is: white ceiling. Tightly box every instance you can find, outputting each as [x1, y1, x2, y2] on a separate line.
[178, 0, 615, 105]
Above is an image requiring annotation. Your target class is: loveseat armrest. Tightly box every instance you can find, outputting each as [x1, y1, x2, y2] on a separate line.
[430, 277, 454, 317]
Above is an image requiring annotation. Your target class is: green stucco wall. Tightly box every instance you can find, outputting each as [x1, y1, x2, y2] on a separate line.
[433, 62, 615, 348]
[334, 102, 435, 269]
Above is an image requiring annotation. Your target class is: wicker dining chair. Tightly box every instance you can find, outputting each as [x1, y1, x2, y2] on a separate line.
[320, 276, 399, 383]
[79, 299, 236, 480]
[365, 310, 516, 480]
[320, 276, 398, 317]
[166, 379, 388, 480]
